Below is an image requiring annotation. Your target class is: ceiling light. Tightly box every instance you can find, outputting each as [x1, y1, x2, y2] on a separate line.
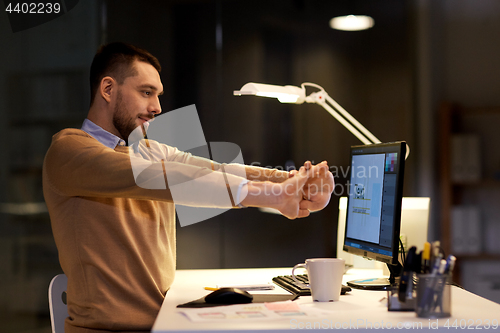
[329, 15, 374, 31]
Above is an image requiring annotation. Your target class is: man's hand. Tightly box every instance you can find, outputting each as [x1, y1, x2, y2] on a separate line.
[290, 161, 334, 212]
[274, 166, 312, 219]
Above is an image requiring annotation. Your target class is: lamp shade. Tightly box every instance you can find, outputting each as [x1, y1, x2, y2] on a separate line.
[234, 82, 305, 104]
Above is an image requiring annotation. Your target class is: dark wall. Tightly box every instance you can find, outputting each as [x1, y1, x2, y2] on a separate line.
[0, 0, 414, 330]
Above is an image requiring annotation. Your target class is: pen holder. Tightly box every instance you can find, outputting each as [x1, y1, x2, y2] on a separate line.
[416, 274, 451, 318]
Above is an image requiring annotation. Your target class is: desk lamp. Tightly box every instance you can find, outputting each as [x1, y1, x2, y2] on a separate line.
[233, 82, 410, 159]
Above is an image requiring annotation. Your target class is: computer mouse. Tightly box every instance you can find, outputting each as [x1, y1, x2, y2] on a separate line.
[204, 287, 254, 304]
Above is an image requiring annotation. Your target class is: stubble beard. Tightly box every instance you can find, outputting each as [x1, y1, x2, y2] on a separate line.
[112, 89, 138, 142]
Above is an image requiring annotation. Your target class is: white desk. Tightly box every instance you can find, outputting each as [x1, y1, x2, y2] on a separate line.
[152, 268, 500, 332]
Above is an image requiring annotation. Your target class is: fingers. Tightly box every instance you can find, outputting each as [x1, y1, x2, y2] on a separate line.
[297, 165, 311, 181]
[301, 160, 328, 167]
[306, 161, 330, 177]
[300, 200, 313, 210]
[285, 208, 310, 220]
[316, 162, 329, 172]
[297, 209, 310, 218]
[291, 167, 311, 194]
[291, 160, 330, 178]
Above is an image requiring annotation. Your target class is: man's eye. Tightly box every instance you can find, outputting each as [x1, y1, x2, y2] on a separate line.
[144, 91, 151, 96]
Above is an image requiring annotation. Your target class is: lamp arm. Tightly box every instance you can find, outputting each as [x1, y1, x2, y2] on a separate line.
[303, 88, 379, 145]
[301, 84, 381, 144]
[315, 98, 373, 145]
[302, 83, 410, 159]
[324, 94, 381, 144]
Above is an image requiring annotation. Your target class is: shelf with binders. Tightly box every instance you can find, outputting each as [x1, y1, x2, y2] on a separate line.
[439, 103, 500, 288]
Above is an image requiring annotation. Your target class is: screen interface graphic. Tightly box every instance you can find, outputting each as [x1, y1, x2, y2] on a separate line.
[345, 151, 399, 257]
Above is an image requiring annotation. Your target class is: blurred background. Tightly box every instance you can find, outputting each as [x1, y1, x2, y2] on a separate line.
[1, 0, 500, 331]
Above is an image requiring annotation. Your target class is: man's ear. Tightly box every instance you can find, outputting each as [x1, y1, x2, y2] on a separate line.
[100, 76, 115, 103]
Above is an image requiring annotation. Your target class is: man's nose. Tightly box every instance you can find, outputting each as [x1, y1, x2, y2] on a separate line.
[149, 97, 162, 115]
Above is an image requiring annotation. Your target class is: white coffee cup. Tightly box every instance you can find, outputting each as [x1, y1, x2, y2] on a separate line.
[292, 258, 345, 302]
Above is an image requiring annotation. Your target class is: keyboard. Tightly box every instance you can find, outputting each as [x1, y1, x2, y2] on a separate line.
[272, 274, 351, 296]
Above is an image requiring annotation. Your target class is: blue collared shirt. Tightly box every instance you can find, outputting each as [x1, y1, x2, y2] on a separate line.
[81, 119, 126, 149]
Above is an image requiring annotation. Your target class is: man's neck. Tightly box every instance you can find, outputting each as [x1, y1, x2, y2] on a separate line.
[87, 104, 123, 140]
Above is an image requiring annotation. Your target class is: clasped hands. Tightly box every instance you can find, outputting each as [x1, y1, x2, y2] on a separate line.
[276, 161, 334, 219]
[242, 161, 334, 219]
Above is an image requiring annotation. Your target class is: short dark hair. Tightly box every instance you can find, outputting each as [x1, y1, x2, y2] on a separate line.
[89, 42, 161, 105]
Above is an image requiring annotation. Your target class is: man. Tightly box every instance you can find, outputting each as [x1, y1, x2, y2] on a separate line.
[43, 42, 334, 333]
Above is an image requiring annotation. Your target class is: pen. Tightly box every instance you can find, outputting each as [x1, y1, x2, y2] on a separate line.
[418, 253, 442, 310]
[422, 242, 431, 273]
[437, 259, 447, 276]
[430, 259, 448, 313]
[444, 255, 456, 275]
[216, 283, 275, 291]
[430, 253, 443, 275]
[429, 241, 440, 271]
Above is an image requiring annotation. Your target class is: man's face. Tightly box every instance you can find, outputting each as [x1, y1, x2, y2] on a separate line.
[112, 60, 163, 141]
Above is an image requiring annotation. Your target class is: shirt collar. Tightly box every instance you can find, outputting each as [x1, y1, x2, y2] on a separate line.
[81, 119, 126, 149]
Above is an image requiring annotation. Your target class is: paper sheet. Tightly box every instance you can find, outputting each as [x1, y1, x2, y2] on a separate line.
[178, 301, 332, 323]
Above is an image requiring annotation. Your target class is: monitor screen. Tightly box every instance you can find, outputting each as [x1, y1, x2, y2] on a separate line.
[343, 142, 406, 268]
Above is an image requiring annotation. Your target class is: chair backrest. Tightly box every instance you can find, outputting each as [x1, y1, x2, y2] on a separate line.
[48, 274, 68, 333]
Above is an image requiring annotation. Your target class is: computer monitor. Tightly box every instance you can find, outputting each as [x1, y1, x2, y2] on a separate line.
[342, 141, 406, 290]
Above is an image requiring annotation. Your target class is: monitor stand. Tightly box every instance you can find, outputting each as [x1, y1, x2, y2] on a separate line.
[346, 262, 403, 291]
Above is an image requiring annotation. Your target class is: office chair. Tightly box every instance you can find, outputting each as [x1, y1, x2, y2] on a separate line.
[48, 274, 68, 333]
